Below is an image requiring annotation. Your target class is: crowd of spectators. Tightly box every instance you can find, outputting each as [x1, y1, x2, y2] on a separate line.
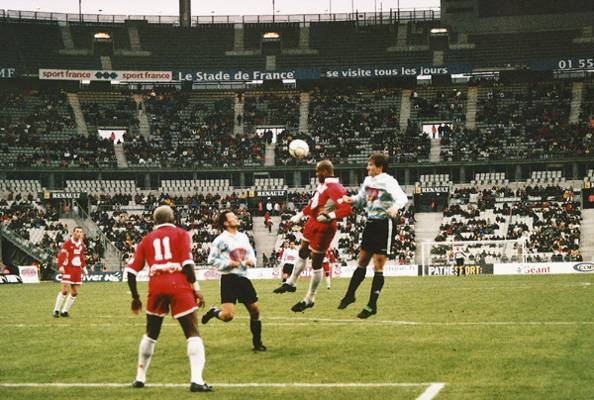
[279, 87, 404, 165]
[81, 98, 139, 129]
[411, 87, 466, 123]
[441, 81, 593, 162]
[0, 193, 102, 268]
[90, 191, 255, 265]
[123, 91, 265, 167]
[0, 88, 116, 168]
[432, 184, 582, 263]
[244, 93, 300, 130]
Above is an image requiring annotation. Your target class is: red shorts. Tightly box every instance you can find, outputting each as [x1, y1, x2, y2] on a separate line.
[147, 274, 198, 319]
[322, 262, 331, 273]
[302, 218, 337, 253]
[61, 266, 83, 285]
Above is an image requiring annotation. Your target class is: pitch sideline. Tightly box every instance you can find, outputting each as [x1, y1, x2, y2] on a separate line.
[0, 382, 446, 399]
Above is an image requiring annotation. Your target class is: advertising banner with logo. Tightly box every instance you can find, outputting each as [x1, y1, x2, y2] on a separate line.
[256, 190, 287, 198]
[54, 271, 123, 282]
[424, 263, 494, 276]
[39, 69, 173, 82]
[18, 266, 40, 284]
[494, 262, 594, 275]
[322, 64, 471, 79]
[0, 275, 23, 284]
[175, 69, 318, 82]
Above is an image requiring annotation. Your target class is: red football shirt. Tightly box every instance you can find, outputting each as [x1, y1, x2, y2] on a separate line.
[126, 223, 194, 289]
[58, 238, 86, 269]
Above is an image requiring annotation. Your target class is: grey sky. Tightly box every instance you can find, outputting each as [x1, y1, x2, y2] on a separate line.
[2, 0, 440, 16]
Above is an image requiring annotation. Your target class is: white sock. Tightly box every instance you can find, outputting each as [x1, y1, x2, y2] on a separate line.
[326, 276, 331, 288]
[53, 292, 66, 312]
[135, 335, 156, 383]
[304, 269, 323, 304]
[187, 336, 206, 384]
[61, 295, 76, 312]
[286, 256, 306, 286]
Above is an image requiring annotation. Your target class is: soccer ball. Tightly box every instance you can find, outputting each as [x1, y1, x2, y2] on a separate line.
[289, 139, 309, 160]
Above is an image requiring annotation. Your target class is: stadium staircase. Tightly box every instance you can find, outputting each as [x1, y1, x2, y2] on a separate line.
[252, 216, 281, 265]
[569, 81, 584, 124]
[58, 21, 90, 56]
[133, 95, 151, 139]
[100, 56, 112, 70]
[432, 50, 444, 65]
[59, 22, 75, 51]
[429, 139, 441, 162]
[127, 26, 143, 52]
[388, 22, 408, 51]
[465, 86, 479, 129]
[299, 92, 310, 134]
[264, 143, 276, 166]
[234, 93, 244, 135]
[114, 143, 128, 168]
[66, 93, 89, 136]
[414, 213, 443, 265]
[579, 209, 594, 261]
[399, 89, 412, 131]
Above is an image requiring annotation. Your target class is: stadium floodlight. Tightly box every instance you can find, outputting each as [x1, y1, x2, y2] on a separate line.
[430, 28, 448, 34]
[94, 32, 111, 40]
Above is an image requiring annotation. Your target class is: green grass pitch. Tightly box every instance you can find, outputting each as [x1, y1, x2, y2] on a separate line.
[1, 274, 594, 399]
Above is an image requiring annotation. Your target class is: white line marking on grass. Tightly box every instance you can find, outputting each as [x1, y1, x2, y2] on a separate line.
[0, 382, 445, 389]
[416, 383, 446, 400]
[2, 319, 594, 328]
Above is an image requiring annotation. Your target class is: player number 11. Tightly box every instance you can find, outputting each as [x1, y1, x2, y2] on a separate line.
[153, 237, 173, 261]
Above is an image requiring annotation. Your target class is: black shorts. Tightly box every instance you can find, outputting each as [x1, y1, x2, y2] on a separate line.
[220, 274, 258, 305]
[361, 218, 395, 256]
[455, 258, 464, 267]
[282, 263, 294, 275]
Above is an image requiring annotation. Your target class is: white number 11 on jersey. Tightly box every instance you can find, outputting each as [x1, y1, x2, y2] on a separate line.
[153, 237, 172, 261]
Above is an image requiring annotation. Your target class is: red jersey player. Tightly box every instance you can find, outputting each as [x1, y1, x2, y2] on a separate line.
[52, 226, 88, 318]
[125, 205, 212, 393]
[273, 160, 351, 312]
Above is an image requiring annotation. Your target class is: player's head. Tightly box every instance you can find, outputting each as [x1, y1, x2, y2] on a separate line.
[218, 209, 240, 231]
[316, 159, 334, 183]
[153, 205, 175, 225]
[289, 241, 296, 248]
[367, 153, 388, 177]
[72, 226, 83, 241]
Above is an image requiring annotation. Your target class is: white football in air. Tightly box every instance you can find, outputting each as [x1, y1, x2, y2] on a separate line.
[289, 139, 310, 160]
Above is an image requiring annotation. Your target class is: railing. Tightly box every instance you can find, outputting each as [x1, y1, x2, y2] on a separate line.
[0, 8, 440, 25]
[0, 223, 50, 262]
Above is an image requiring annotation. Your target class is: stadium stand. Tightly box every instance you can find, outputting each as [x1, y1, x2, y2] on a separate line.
[122, 90, 265, 168]
[432, 183, 582, 263]
[0, 88, 117, 168]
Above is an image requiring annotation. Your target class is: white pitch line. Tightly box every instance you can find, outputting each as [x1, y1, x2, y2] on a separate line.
[2, 319, 594, 328]
[0, 382, 444, 389]
[416, 383, 446, 400]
